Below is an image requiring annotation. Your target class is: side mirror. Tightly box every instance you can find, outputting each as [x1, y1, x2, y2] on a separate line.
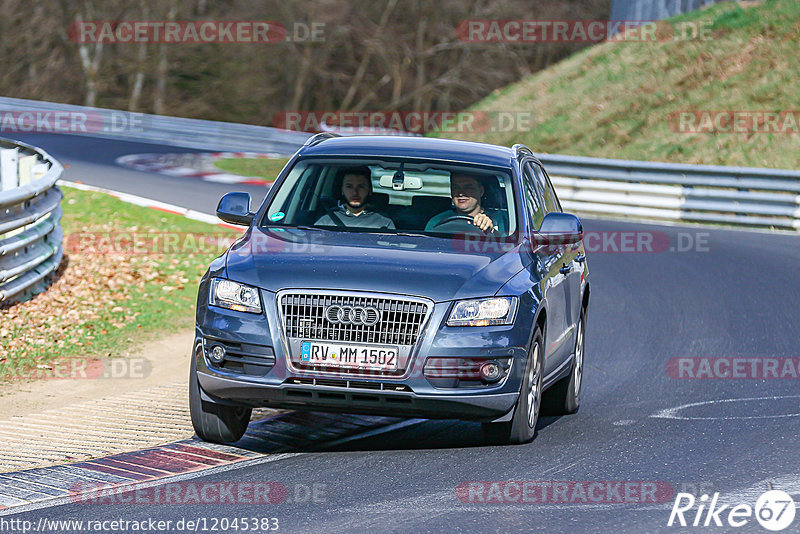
[534, 212, 583, 246]
[217, 192, 254, 226]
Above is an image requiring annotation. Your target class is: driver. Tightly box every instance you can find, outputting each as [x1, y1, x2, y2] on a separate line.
[315, 166, 395, 229]
[425, 173, 506, 233]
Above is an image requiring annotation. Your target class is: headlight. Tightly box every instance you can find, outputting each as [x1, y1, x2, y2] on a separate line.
[209, 278, 262, 314]
[446, 297, 518, 327]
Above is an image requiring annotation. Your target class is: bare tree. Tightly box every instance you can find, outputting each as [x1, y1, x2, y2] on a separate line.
[154, 0, 177, 115]
[74, 7, 103, 107]
[0, 0, 611, 122]
[128, 0, 149, 111]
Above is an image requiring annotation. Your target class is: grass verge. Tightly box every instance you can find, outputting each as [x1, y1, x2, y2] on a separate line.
[437, 0, 800, 169]
[0, 187, 238, 382]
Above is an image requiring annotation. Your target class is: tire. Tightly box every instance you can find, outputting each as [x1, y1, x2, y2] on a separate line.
[189, 351, 251, 443]
[482, 326, 544, 445]
[543, 308, 585, 415]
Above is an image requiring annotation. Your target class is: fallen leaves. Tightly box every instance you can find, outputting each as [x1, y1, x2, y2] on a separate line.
[0, 221, 212, 379]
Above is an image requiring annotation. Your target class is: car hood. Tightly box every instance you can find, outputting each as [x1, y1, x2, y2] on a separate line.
[224, 227, 530, 302]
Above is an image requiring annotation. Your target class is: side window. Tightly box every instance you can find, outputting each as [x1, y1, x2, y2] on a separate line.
[531, 162, 558, 213]
[522, 161, 545, 230]
[542, 166, 562, 211]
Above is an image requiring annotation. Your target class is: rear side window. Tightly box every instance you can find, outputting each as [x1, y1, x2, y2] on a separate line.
[522, 161, 545, 230]
[532, 163, 560, 212]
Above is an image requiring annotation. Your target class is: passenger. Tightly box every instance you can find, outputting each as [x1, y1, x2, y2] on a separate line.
[425, 173, 507, 233]
[315, 166, 395, 229]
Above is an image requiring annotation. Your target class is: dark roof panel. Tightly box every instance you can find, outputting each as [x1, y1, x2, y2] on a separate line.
[299, 136, 514, 167]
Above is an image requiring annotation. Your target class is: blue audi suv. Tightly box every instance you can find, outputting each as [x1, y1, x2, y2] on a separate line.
[191, 134, 590, 445]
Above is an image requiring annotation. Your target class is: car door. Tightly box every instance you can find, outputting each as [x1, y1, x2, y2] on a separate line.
[522, 160, 568, 376]
[539, 164, 584, 334]
[534, 162, 583, 360]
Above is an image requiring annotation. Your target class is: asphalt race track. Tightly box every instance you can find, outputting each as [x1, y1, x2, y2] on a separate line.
[12, 133, 274, 213]
[5, 133, 800, 532]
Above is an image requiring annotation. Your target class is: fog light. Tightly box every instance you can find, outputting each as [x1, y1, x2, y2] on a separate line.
[209, 344, 226, 363]
[479, 361, 502, 383]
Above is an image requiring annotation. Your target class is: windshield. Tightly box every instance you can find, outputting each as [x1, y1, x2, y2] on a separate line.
[261, 157, 517, 237]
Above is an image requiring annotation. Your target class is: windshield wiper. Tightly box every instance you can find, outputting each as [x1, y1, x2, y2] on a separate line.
[357, 229, 429, 237]
[278, 225, 334, 231]
[392, 231, 429, 238]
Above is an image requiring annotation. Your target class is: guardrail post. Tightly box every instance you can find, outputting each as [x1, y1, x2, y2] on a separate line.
[18, 154, 37, 186]
[1, 148, 18, 191]
[33, 162, 49, 181]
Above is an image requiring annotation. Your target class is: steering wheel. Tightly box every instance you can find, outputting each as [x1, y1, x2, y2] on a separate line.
[431, 215, 489, 234]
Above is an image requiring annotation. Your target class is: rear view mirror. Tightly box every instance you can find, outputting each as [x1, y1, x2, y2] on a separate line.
[217, 192, 254, 226]
[533, 212, 583, 246]
[379, 173, 423, 191]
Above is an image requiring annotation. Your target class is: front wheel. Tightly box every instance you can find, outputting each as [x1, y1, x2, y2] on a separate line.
[189, 351, 251, 443]
[482, 327, 543, 445]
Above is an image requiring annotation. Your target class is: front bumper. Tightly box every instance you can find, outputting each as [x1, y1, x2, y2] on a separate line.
[195, 289, 537, 422]
[197, 359, 518, 420]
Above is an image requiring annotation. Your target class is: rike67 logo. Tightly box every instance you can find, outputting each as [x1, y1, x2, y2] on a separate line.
[669, 490, 796, 531]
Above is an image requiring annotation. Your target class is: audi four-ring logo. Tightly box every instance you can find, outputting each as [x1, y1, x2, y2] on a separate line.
[324, 305, 381, 326]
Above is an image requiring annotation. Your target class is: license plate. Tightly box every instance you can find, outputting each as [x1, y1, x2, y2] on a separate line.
[300, 341, 398, 371]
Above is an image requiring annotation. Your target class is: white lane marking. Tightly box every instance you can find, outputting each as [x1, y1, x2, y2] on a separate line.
[651, 395, 800, 420]
[58, 180, 229, 227]
[203, 173, 253, 184]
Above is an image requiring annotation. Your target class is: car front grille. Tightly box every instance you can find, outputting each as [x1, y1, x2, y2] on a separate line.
[279, 292, 431, 346]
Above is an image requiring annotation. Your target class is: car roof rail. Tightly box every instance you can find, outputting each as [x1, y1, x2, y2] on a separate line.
[511, 143, 534, 161]
[303, 132, 342, 147]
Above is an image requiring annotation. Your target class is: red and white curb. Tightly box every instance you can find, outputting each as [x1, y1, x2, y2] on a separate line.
[115, 152, 280, 185]
[0, 413, 413, 514]
[0, 440, 261, 509]
[59, 180, 242, 231]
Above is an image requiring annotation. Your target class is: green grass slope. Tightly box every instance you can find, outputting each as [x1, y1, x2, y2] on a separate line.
[441, 0, 800, 169]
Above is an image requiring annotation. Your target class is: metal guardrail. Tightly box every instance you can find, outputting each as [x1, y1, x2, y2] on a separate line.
[539, 154, 800, 231]
[0, 96, 312, 156]
[0, 138, 63, 305]
[0, 97, 798, 232]
[610, 0, 728, 23]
